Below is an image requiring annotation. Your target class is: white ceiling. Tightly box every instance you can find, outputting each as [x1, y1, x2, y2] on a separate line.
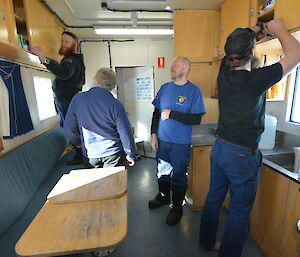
[43, 0, 224, 39]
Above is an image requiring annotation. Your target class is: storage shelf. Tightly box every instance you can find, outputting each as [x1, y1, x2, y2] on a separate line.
[14, 13, 25, 24]
[0, 39, 46, 70]
[257, 7, 274, 22]
[256, 30, 300, 50]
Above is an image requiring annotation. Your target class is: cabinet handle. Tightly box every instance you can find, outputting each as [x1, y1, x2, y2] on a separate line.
[251, 8, 254, 17]
[221, 26, 224, 33]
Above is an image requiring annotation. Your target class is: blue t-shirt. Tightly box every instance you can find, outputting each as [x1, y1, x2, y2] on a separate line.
[152, 81, 206, 144]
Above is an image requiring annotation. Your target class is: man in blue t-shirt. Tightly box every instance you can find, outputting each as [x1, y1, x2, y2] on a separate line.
[149, 57, 206, 226]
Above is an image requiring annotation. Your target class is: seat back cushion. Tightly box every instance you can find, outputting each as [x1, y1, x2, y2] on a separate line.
[0, 126, 68, 236]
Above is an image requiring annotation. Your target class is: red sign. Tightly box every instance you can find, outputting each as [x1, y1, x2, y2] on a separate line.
[158, 57, 165, 69]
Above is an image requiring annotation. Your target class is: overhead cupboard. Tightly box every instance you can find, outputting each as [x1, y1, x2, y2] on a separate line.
[0, 0, 63, 67]
[173, 10, 218, 98]
[220, 0, 300, 52]
[218, 0, 300, 102]
[174, 0, 300, 100]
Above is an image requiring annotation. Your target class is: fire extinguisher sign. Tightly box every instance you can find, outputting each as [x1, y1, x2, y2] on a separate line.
[157, 57, 165, 69]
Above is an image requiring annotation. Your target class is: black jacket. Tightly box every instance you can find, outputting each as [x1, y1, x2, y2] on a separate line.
[45, 53, 85, 102]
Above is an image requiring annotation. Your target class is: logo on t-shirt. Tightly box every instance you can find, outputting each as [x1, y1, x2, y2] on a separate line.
[176, 95, 186, 106]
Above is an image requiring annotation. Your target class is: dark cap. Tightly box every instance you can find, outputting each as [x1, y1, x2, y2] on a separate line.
[225, 28, 255, 60]
[62, 31, 78, 43]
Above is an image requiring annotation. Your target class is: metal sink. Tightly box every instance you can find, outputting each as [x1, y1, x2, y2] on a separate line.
[263, 152, 295, 172]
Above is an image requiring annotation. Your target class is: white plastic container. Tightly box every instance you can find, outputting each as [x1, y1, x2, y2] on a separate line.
[293, 147, 300, 179]
[258, 114, 277, 149]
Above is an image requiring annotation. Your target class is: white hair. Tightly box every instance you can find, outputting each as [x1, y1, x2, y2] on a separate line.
[93, 68, 116, 90]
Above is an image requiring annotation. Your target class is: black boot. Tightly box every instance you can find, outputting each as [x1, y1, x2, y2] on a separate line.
[148, 181, 170, 209]
[166, 190, 185, 226]
[67, 147, 84, 165]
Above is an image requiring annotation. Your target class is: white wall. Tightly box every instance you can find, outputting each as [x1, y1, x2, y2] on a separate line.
[0, 66, 59, 154]
[81, 38, 173, 93]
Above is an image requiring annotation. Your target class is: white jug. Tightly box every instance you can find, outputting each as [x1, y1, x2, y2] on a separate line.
[293, 146, 300, 179]
[258, 114, 277, 150]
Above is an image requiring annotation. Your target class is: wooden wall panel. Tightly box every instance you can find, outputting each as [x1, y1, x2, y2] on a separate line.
[23, 0, 64, 61]
[202, 97, 219, 123]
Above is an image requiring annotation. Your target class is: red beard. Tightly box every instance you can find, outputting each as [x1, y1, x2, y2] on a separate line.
[59, 43, 76, 56]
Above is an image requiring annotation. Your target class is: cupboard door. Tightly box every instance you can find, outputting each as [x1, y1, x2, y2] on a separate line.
[0, 0, 17, 44]
[279, 181, 300, 257]
[0, 0, 10, 42]
[250, 165, 290, 257]
[275, 0, 300, 31]
[23, 0, 63, 61]
[186, 146, 211, 210]
[220, 0, 251, 54]
[188, 63, 213, 98]
[174, 10, 216, 62]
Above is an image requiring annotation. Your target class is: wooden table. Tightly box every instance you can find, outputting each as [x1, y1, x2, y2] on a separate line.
[15, 167, 127, 257]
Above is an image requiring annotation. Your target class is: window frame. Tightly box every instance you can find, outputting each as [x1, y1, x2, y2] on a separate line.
[290, 66, 300, 124]
[33, 76, 57, 121]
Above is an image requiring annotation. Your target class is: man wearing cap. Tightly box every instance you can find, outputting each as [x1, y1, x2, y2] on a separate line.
[199, 19, 300, 257]
[32, 31, 85, 165]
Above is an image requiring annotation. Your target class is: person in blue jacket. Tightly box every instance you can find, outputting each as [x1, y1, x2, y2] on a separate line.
[64, 68, 136, 168]
[149, 57, 206, 226]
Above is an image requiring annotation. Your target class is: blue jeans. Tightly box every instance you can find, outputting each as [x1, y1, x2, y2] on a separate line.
[199, 139, 262, 257]
[156, 139, 191, 192]
[55, 100, 71, 127]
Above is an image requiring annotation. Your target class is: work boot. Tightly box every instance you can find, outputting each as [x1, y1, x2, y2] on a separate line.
[148, 181, 170, 209]
[166, 190, 185, 226]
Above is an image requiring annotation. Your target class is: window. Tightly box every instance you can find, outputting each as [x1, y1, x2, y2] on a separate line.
[290, 66, 300, 124]
[33, 76, 56, 120]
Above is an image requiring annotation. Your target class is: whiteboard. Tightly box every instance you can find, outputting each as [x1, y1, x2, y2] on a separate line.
[116, 66, 154, 143]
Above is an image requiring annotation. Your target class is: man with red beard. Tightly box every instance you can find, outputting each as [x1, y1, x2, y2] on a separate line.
[32, 31, 85, 165]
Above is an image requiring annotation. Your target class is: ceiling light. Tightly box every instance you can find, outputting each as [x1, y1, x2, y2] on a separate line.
[165, 6, 172, 11]
[94, 27, 174, 35]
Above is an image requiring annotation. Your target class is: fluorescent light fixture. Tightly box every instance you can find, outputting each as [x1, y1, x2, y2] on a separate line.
[94, 27, 173, 35]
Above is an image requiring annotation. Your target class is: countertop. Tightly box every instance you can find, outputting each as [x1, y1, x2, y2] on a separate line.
[191, 123, 217, 147]
[191, 123, 299, 183]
